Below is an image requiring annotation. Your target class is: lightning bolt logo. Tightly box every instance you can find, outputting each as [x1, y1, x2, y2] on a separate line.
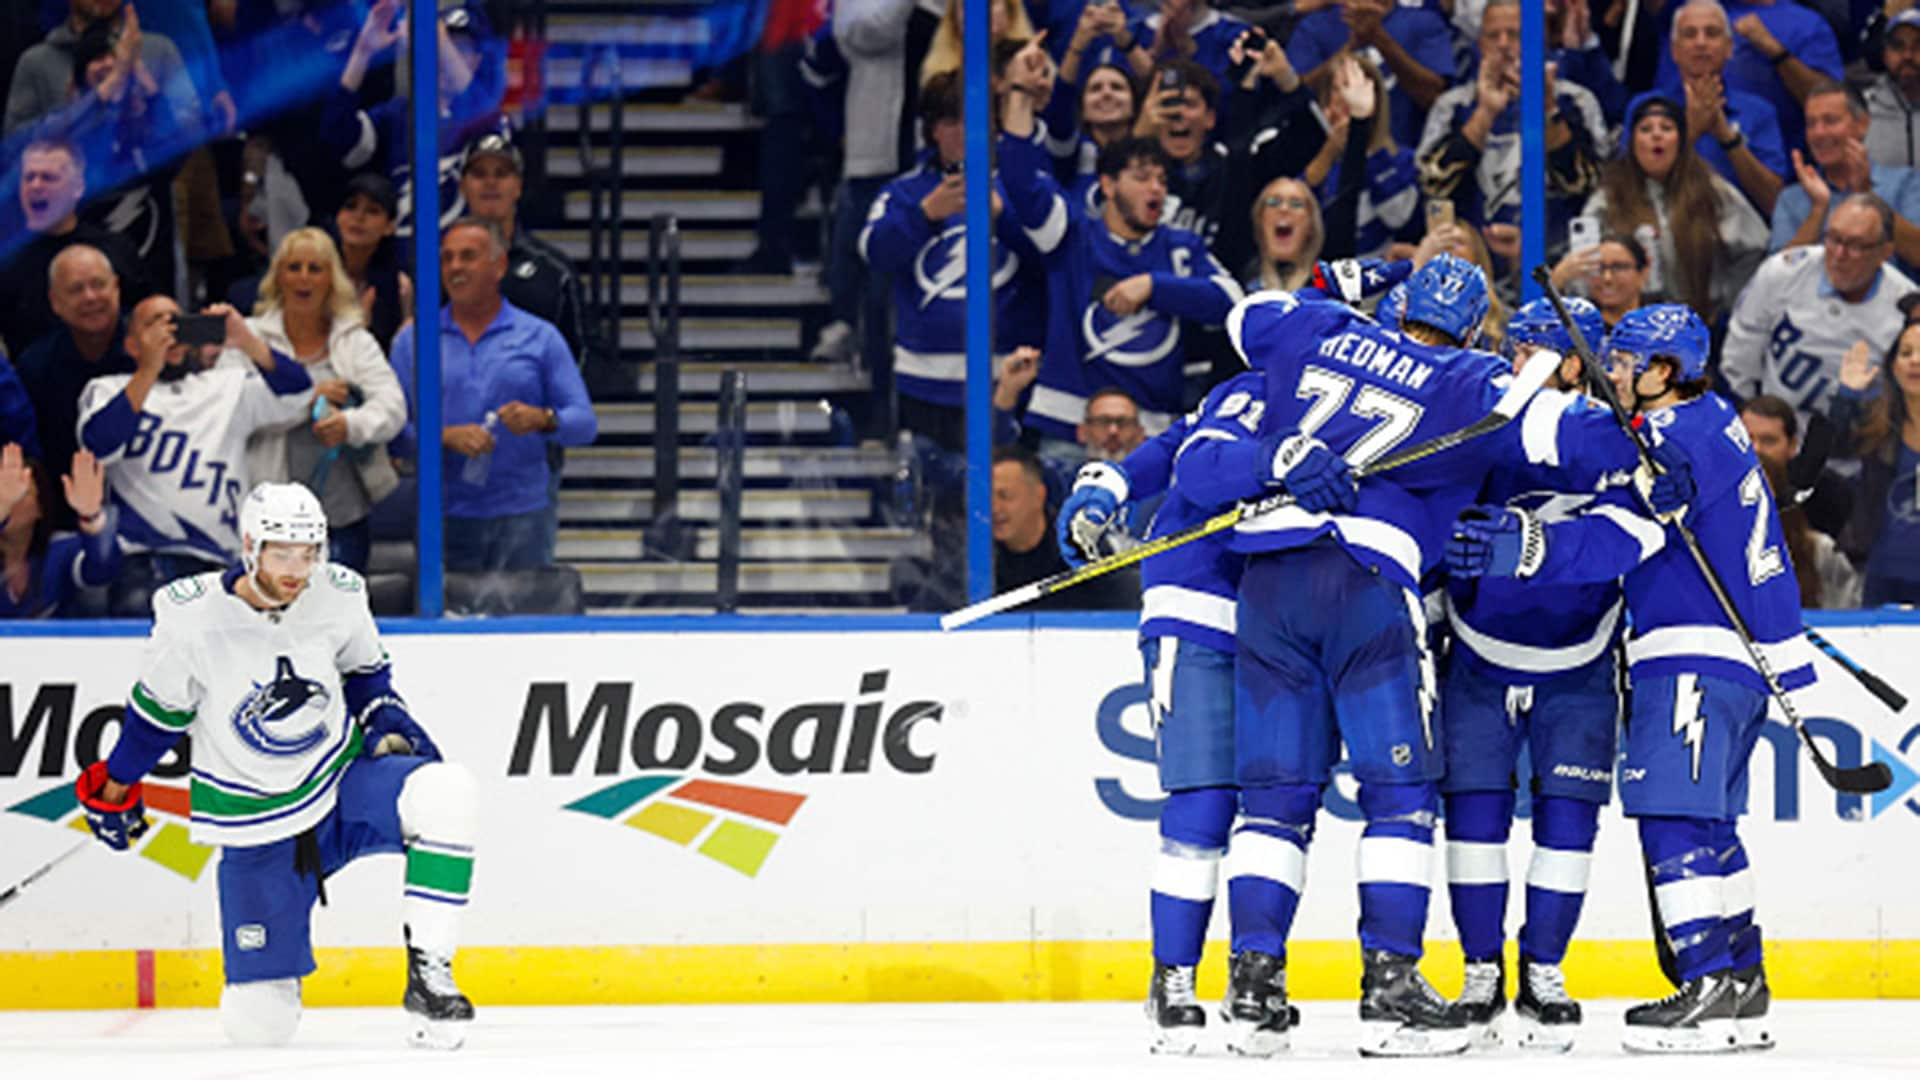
[1674, 675, 1707, 782]
[919, 234, 969, 310]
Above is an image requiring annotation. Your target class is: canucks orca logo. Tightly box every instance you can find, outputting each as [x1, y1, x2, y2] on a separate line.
[913, 226, 1018, 310]
[1081, 302, 1179, 368]
[231, 656, 332, 758]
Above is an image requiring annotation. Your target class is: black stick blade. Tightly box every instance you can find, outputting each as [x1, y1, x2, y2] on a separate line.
[1826, 760, 1895, 795]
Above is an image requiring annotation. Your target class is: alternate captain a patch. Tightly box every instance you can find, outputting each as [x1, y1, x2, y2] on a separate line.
[231, 656, 332, 759]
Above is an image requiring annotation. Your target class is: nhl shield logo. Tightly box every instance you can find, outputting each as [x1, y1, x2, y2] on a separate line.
[1391, 743, 1413, 767]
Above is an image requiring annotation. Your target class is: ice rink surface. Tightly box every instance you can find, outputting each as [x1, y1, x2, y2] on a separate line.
[3, 1001, 1918, 1079]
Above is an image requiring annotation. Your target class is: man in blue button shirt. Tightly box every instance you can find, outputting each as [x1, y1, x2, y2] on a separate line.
[1664, 0, 1787, 216]
[390, 218, 596, 573]
[1770, 81, 1920, 277]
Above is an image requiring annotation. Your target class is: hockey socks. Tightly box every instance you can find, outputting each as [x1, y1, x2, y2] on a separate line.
[1357, 782, 1438, 958]
[1150, 786, 1236, 967]
[1443, 790, 1513, 962]
[1713, 820, 1763, 970]
[1640, 816, 1732, 982]
[1228, 784, 1320, 958]
[1520, 796, 1598, 966]
[398, 763, 479, 952]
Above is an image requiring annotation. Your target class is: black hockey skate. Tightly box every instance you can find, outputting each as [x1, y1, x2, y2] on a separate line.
[1357, 949, 1470, 1057]
[404, 930, 474, 1050]
[1622, 971, 1739, 1054]
[1729, 963, 1773, 1052]
[1221, 950, 1298, 1057]
[1145, 962, 1205, 1055]
[1513, 955, 1581, 1052]
[1452, 956, 1506, 1048]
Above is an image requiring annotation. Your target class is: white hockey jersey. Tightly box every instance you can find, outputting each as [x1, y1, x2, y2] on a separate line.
[127, 566, 387, 847]
[76, 362, 314, 562]
[1721, 246, 1915, 425]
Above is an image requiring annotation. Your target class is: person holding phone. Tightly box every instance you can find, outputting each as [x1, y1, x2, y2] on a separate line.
[75, 294, 315, 615]
[1550, 232, 1652, 329]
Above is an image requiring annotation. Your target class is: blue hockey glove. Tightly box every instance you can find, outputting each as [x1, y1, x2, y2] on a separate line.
[75, 761, 149, 851]
[1308, 258, 1409, 307]
[363, 701, 443, 762]
[1059, 461, 1131, 568]
[1638, 436, 1695, 521]
[1265, 433, 1357, 514]
[1447, 506, 1546, 579]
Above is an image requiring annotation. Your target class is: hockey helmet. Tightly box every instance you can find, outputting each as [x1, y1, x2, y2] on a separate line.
[1606, 303, 1709, 383]
[1508, 296, 1604, 358]
[1401, 254, 1491, 346]
[239, 483, 328, 578]
[1378, 282, 1409, 328]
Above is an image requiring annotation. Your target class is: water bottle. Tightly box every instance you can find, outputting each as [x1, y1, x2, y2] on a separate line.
[462, 410, 500, 486]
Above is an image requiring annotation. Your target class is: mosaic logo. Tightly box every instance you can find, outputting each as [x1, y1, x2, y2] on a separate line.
[563, 775, 805, 877]
[6, 780, 215, 880]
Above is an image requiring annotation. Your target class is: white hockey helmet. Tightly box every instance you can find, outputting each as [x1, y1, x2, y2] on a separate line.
[239, 483, 328, 577]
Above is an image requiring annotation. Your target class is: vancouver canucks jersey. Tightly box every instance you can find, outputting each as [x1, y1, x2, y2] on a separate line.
[77, 363, 313, 562]
[858, 154, 1043, 406]
[1529, 393, 1817, 694]
[998, 124, 1242, 437]
[122, 566, 387, 847]
[1117, 372, 1261, 653]
[1445, 465, 1625, 686]
[1224, 290, 1592, 590]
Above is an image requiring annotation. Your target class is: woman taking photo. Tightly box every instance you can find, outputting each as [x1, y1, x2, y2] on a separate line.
[1549, 232, 1651, 329]
[240, 227, 405, 572]
[1583, 92, 1766, 324]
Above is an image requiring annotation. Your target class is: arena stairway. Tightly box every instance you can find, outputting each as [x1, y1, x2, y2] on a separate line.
[531, 1, 929, 612]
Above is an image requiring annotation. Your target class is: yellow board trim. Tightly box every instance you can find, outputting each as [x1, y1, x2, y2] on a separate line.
[2, 939, 1915, 1010]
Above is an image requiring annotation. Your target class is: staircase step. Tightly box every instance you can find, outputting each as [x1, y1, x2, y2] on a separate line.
[576, 560, 891, 595]
[544, 56, 694, 92]
[565, 443, 891, 481]
[625, 360, 866, 396]
[546, 14, 713, 46]
[559, 488, 872, 523]
[547, 228, 755, 262]
[545, 102, 755, 133]
[544, 146, 722, 179]
[593, 399, 832, 436]
[565, 189, 822, 222]
[621, 316, 801, 351]
[559, 526, 927, 561]
[620, 273, 827, 307]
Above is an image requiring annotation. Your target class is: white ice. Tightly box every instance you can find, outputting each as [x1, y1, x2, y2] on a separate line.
[2, 1001, 1917, 1079]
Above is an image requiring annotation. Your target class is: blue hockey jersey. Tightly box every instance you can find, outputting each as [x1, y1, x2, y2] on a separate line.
[1219, 289, 1612, 591]
[859, 153, 1044, 406]
[1116, 372, 1262, 653]
[1523, 393, 1817, 695]
[997, 125, 1242, 438]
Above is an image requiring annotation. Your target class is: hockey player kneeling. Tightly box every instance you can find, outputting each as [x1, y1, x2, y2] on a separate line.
[74, 484, 478, 1049]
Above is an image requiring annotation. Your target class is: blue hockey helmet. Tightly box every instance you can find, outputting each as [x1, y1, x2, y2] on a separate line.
[1507, 296, 1604, 357]
[1402, 254, 1491, 345]
[1606, 303, 1710, 383]
[1378, 282, 1409, 328]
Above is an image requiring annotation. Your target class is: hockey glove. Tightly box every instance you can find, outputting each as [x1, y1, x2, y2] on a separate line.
[362, 702, 444, 762]
[1308, 258, 1409, 308]
[1447, 506, 1546, 579]
[1636, 437, 1696, 522]
[1059, 461, 1131, 568]
[1265, 433, 1357, 515]
[75, 761, 149, 851]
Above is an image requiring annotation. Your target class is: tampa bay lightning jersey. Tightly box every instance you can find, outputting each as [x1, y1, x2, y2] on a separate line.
[1115, 372, 1262, 653]
[1223, 290, 1597, 591]
[1528, 393, 1817, 694]
[859, 154, 1043, 407]
[1445, 464, 1625, 687]
[997, 124, 1242, 438]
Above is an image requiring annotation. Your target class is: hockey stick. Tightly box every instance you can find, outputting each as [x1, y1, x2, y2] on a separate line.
[939, 347, 1564, 630]
[0, 839, 89, 912]
[1802, 626, 1908, 712]
[1531, 265, 1893, 794]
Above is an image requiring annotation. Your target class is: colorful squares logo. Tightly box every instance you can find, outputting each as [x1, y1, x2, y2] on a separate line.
[7, 782, 215, 881]
[563, 775, 806, 877]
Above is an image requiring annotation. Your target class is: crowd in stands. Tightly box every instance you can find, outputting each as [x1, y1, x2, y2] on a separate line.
[4, 0, 1920, 617]
[0, 1, 594, 617]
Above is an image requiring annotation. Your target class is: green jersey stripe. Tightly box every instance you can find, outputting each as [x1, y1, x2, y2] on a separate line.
[131, 682, 194, 731]
[405, 847, 475, 896]
[190, 725, 365, 819]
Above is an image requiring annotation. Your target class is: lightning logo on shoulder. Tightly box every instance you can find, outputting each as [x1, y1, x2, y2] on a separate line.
[1082, 302, 1180, 367]
[913, 227, 1018, 310]
[231, 656, 332, 759]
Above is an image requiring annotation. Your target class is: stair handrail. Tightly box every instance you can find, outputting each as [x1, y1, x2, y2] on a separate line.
[714, 370, 747, 612]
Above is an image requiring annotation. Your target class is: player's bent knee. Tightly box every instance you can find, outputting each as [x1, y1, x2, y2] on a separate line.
[1240, 782, 1320, 825]
[220, 978, 301, 1046]
[398, 762, 478, 844]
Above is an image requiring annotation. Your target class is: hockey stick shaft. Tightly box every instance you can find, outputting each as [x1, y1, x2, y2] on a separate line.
[940, 351, 1561, 631]
[1802, 625, 1908, 712]
[0, 839, 89, 912]
[1531, 266, 1890, 794]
